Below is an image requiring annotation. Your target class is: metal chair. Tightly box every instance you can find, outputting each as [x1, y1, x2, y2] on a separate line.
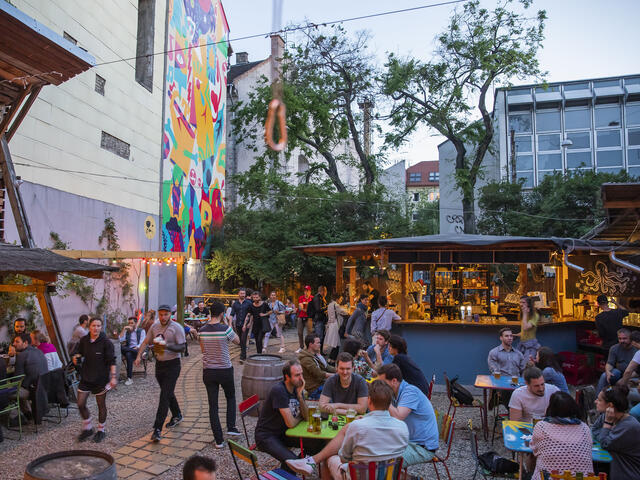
[429, 413, 455, 480]
[238, 394, 260, 450]
[227, 439, 298, 480]
[468, 419, 518, 480]
[542, 471, 607, 480]
[346, 457, 405, 480]
[443, 372, 487, 440]
[427, 373, 436, 400]
[0, 374, 25, 439]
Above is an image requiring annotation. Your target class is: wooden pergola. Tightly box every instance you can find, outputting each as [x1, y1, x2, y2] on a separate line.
[51, 250, 189, 325]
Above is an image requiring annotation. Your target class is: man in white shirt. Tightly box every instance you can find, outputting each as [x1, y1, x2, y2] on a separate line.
[509, 367, 559, 421]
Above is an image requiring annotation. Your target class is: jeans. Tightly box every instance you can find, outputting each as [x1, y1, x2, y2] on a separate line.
[297, 316, 313, 349]
[596, 368, 622, 395]
[254, 328, 265, 354]
[255, 434, 324, 471]
[203, 367, 236, 444]
[153, 358, 182, 430]
[630, 402, 640, 422]
[235, 321, 249, 360]
[121, 346, 138, 379]
[314, 320, 326, 353]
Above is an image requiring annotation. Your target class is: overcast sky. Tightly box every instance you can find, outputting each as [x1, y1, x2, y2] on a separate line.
[222, 0, 640, 167]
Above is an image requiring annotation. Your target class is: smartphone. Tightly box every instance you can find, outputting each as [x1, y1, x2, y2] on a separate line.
[518, 427, 532, 435]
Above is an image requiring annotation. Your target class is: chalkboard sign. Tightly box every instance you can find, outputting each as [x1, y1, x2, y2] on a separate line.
[566, 255, 639, 297]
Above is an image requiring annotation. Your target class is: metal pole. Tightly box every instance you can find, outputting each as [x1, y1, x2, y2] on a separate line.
[144, 259, 150, 312]
[176, 259, 184, 325]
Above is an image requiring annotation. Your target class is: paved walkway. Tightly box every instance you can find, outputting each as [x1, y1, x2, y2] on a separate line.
[112, 332, 301, 480]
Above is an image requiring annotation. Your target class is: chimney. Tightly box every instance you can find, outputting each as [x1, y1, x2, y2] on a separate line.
[235, 52, 249, 64]
[270, 34, 284, 83]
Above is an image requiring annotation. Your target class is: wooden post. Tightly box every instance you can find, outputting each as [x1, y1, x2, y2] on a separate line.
[349, 266, 356, 304]
[0, 136, 34, 247]
[400, 264, 408, 320]
[518, 264, 528, 296]
[176, 259, 185, 326]
[33, 280, 69, 365]
[336, 255, 344, 296]
[144, 259, 150, 312]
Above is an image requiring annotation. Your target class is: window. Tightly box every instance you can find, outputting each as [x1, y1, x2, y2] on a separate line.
[595, 105, 621, 128]
[412, 212, 419, 221]
[517, 171, 534, 188]
[566, 132, 592, 169]
[535, 109, 561, 132]
[597, 130, 621, 148]
[626, 104, 640, 126]
[409, 172, 421, 183]
[135, 0, 155, 92]
[564, 82, 590, 91]
[95, 74, 105, 96]
[594, 79, 620, 88]
[508, 88, 530, 97]
[428, 172, 439, 182]
[625, 77, 640, 86]
[101, 131, 130, 160]
[537, 133, 562, 182]
[509, 112, 532, 133]
[412, 192, 420, 202]
[535, 85, 560, 93]
[564, 108, 591, 130]
[513, 133, 533, 185]
[628, 128, 640, 174]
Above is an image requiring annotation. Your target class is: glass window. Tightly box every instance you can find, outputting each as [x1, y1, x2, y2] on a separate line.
[538, 153, 562, 170]
[564, 82, 590, 91]
[625, 77, 640, 86]
[597, 167, 624, 175]
[516, 155, 533, 171]
[567, 151, 592, 169]
[538, 170, 557, 183]
[567, 132, 591, 149]
[508, 88, 531, 97]
[515, 137, 532, 152]
[628, 128, 640, 146]
[597, 150, 623, 167]
[626, 104, 640, 126]
[628, 149, 640, 166]
[597, 130, 621, 148]
[409, 173, 421, 182]
[517, 171, 534, 188]
[565, 108, 591, 130]
[509, 113, 532, 133]
[595, 105, 621, 128]
[629, 166, 640, 178]
[412, 192, 420, 202]
[535, 85, 560, 93]
[538, 134, 560, 151]
[536, 110, 561, 132]
[594, 79, 620, 88]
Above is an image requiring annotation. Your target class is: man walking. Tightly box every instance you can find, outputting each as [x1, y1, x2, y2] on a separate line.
[135, 304, 186, 441]
[595, 295, 629, 350]
[312, 286, 328, 354]
[296, 286, 314, 353]
[229, 289, 252, 360]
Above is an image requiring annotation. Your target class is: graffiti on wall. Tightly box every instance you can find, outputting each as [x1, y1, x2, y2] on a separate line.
[162, 0, 229, 258]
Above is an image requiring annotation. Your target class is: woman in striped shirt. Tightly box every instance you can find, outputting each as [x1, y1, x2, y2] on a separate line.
[199, 301, 242, 447]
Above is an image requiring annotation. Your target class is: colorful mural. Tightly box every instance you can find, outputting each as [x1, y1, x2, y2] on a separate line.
[162, 0, 229, 258]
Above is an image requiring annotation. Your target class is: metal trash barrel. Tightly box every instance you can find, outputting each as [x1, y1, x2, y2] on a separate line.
[241, 354, 285, 416]
[25, 450, 116, 480]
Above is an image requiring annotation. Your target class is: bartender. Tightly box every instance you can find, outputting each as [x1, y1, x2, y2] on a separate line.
[595, 295, 629, 350]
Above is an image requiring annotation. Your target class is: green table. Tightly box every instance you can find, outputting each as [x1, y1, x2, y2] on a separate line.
[286, 418, 344, 441]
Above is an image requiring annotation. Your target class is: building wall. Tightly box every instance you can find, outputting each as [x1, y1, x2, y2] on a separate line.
[380, 160, 406, 201]
[161, 0, 229, 258]
[9, 0, 166, 217]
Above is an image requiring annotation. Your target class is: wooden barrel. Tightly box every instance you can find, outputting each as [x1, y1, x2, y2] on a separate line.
[241, 354, 285, 415]
[25, 450, 116, 480]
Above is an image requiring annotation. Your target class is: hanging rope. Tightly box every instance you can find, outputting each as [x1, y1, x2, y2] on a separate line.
[264, 0, 287, 152]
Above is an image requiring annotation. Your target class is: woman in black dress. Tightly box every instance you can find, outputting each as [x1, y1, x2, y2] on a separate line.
[245, 291, 270, 354]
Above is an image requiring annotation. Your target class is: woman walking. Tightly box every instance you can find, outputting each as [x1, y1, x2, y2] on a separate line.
[325, 292, 348, 362]
[246, 291, 270, 354]
[516, 295, 541, 363]
[73, 317, 116, 443]
[266, 291, 287, 353]
[199, 302, 242, 447]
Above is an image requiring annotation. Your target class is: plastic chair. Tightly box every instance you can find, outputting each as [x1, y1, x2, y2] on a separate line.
[227, 439, 298, 480]
[0, 374, 25, 439]
[542, 471, 607, 480]
[443, 372, 487, 440]
[346, 457, 404, 480]
[238, 394, 260, 450]
[427, 373, 436, 400]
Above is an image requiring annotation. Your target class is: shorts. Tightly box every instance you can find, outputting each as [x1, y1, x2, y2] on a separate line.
[402, 443, 436, 466]
[78, 381, 107, 395]
[327, 455, 350, 480]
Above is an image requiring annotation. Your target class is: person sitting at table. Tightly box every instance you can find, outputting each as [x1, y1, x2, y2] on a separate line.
[299, 334, 335, 400]
[319, 352, 368, 415]
[30, 330, 63, 372]
[364, 330, 394, 370]
[535, 346, 569, 394]
[119, 317, 146, 385]
[377, 363, 439, 467]
[12, 333, 48, 420]
[595, 294, 629, 350]
[341, 339, 375, 380]
[7, 318, 28, 363]
[529, 391, 593, 480]
[254, 360, 322, 472]
[286, 380, 409, 479]
[388, 335, 430, 396]
[488, 327, 527, 377]
[592, 384, 640, 480]
[509, 367, 559, 422]
[192, 301, 210, 317]
[596, 328, 638, 395]
[618, 331, 640, 422]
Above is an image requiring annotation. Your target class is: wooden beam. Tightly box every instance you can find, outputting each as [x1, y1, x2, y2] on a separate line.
[0, 84, 30, 137]
[33, 279, 69, 365]
[336, 255, 344, 296]
[400, 264, 408, 321]
[0, 283, 43, 293]
[51, 250, 188, 260]
[6, 85, 42, 142]
[602, 200, 640, 209]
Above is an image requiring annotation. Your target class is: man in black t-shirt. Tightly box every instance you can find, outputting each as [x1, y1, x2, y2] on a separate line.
[255, 360, 321, 470]
[595, 295, 629, 350]
[192, 301, 210, 317]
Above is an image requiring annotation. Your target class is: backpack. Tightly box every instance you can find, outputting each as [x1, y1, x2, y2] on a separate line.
[478, 451, 519, 474]
[449, 375, 474, 405]
[306, 297, 316, 319]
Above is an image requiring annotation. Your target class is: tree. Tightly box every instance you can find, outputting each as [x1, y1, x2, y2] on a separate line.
[231, 25, 380, 193]
[383, 0, 546, 233]
[477, 170, 636, 237]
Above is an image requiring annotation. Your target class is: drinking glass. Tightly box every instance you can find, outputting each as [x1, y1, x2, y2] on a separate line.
[346, 408, 356, 423]
[493, 371, 501, 380]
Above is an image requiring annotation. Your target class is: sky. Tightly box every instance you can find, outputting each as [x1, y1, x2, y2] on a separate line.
[221, 0, 640, 167]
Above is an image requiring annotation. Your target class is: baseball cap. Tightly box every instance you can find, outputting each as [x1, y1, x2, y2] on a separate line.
[596, 295, 608, 305]
[304, 285, 311, 290]
[158, 304, 172, 312]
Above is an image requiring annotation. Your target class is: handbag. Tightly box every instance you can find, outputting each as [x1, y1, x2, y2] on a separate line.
[274, 301, 287, 326]
[478, 451, 519, 474]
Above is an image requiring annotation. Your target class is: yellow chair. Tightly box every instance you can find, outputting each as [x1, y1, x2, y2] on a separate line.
[227, 439, 299, 480]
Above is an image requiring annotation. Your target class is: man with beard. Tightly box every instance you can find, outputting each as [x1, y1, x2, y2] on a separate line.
[229, 288, 252, 360]
[509, 367, 559, 421]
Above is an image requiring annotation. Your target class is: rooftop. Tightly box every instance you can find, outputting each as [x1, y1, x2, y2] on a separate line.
[406, 160, 439, 187]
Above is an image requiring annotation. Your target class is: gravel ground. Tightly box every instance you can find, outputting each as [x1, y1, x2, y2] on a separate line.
[0, 328, 512, 480]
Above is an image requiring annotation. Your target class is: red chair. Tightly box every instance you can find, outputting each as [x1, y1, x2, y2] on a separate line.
[238, 394, 260, 450]
[427, 373, 436, 400]
[443, 372, 486, 440]
[558, 352, 590, 386]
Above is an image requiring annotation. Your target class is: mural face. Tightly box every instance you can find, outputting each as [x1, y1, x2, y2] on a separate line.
[162, 0, 229, 258]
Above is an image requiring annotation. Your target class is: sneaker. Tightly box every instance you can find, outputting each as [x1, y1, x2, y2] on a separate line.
[227, 428, 242, 436]
[279, 347, 286, 353]
[295, 348, 302, 354]
[166, 414, 183, 428]
[286, 457, 317, 476]
[151, 429, 162, 442]
[215, 442, 225, 449]
[77, 428, 95, 442]
[92, 431, 106, 443]
[125, 378, 133, 386]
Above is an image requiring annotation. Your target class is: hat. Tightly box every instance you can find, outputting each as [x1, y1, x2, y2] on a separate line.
[596, 295, 608, 305]
[158, 304, 172, 312]
[304, 285, 311, 290]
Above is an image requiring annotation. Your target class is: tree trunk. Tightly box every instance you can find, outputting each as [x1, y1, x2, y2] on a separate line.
[462, 193, 477, 234]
